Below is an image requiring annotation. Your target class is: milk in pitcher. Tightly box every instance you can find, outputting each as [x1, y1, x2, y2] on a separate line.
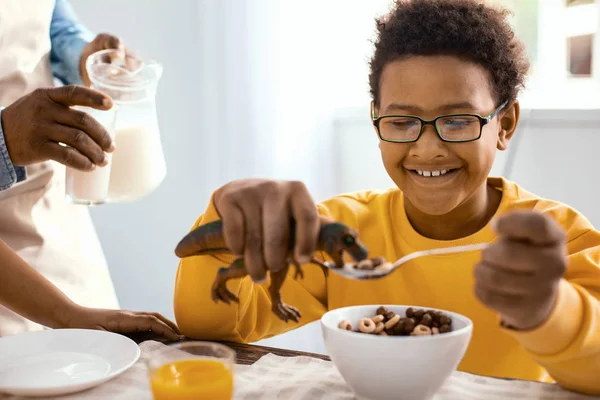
[108, 124, 166, 202]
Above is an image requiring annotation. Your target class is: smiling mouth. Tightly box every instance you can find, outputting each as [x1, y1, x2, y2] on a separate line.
[406, 168, 460, 177]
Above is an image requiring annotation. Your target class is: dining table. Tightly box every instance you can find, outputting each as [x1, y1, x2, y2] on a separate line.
[124, 332, 598, 400]
[0, 331, 598, 399]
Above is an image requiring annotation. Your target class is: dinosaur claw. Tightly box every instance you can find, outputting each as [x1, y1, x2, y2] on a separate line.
[220, 287, 234, 304]
[211, 289, 219, 303]
[272, 301, 301, 323]
[226, 290, 239, 303]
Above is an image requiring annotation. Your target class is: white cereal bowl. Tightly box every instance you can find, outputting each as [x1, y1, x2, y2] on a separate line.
[321, 304, 473, 400]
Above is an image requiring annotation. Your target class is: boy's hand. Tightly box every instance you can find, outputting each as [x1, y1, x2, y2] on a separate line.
[473, 211, 567, 330]
[184, 179, 320, 283]
[64, 306, 183, 341]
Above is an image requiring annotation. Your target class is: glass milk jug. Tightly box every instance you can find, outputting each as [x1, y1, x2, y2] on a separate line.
[86, 49, 166, 202]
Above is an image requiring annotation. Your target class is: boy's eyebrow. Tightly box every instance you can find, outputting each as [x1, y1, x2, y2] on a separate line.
[383, 102, 478, 114]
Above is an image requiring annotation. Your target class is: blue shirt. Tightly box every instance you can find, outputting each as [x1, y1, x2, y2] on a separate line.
[0, 0, 94, 190]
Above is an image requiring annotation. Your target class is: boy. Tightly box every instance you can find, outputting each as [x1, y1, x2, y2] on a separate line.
[0, 239, 182, 340]
[173, 0, 600, 395]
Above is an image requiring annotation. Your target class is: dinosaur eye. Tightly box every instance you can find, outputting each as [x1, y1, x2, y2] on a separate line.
[343, 235, 355, 245]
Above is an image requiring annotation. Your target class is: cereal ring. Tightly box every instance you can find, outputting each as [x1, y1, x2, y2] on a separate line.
[358, 318, 376, 333]
[371, 314, 385, 324]
[384, 314, 400, 329]
[374, 322, 385, 334]
[338, 319, 352, 331]
[356, 259, 374, 270]
[371, 256, 385, 267]
[379, 331, 388, 336]
[411, 324, 432, 336]
[432, 327, 440, 335]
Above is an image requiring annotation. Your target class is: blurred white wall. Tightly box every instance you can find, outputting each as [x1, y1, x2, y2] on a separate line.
[70, 0, 212, 321]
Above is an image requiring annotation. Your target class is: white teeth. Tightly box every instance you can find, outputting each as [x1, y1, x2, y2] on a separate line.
[415, 169, 452, 177]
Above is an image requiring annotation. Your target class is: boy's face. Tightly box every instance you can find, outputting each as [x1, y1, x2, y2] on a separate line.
[374, 55, 517, 216]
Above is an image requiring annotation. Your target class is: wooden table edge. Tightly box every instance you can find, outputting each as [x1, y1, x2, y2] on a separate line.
[129, 332, 330, 365]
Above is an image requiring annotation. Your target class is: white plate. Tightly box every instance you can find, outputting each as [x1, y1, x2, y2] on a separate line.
[0, 329, 140, 397]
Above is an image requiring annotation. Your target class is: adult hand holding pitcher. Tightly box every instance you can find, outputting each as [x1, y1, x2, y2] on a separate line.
[65, 48, 167, 205]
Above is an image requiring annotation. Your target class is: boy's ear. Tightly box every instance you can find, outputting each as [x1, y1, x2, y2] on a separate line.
[497, 100, 520, 151]
[370, 101, 378, 124]
[370, 101, 382, 148]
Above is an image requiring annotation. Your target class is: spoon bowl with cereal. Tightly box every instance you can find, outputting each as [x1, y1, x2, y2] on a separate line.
[323, 242, 488, 280]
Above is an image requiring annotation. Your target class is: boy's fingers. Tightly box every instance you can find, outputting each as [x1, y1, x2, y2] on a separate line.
[221, 204, 245, 256]
[289, 182, 319, 263]
[473, 262, 547, 295]
[473, 280, 524, 312]
[492, 211, 565, 245]
[240, 203, 267, 283]
[480, 239, 561, 275]
[262, 190, 290, 272]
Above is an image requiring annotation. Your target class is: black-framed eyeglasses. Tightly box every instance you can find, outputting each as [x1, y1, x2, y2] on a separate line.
[371, 100, 508, 143]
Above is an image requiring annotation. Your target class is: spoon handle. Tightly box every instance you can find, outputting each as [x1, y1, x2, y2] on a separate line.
[391, 242, 488, 269]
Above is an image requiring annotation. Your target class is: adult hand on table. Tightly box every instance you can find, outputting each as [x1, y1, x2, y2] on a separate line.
[63, 305, 183, 341]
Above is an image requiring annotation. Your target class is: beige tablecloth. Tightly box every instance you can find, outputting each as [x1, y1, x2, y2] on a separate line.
[0, 340, 598, 399]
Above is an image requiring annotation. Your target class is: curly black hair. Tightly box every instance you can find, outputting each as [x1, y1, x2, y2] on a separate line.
[368, 0, 530, 107]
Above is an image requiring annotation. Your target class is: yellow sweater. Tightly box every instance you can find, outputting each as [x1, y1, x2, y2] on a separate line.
[173, 177, 600, 395]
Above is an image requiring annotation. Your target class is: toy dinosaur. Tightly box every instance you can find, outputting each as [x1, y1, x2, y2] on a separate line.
[174, 215, 370, 322]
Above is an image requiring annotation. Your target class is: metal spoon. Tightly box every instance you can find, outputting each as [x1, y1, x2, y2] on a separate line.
[322, 242, 489, 280]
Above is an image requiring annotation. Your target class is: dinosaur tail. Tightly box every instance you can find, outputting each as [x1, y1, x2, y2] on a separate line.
[174, 220, 229, 258]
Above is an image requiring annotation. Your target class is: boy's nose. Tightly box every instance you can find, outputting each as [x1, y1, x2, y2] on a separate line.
[407, 124, 448, 160]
